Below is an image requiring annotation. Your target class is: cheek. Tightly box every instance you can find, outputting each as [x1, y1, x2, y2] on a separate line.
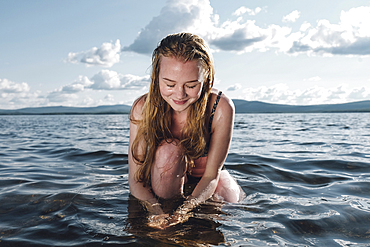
[193, 85, 203, 98]
[159, 84, 171, 98]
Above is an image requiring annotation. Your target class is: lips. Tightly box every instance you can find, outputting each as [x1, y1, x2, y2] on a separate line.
[173, 99, 188, 105]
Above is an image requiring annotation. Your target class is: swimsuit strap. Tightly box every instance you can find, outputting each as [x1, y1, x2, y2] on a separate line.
[208, 91, 222, 134]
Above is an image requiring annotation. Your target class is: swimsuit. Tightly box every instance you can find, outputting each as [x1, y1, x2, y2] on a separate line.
[151, 91, 224, 198]
[208, 91, 223, 134]
[203, 91, 222, 156]
[189, 91, 222, 178]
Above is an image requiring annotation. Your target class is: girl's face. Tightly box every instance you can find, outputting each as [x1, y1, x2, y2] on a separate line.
[158, 56, 205, 114]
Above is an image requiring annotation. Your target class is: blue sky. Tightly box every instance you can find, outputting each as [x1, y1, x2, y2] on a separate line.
[1, 0, 370, 109]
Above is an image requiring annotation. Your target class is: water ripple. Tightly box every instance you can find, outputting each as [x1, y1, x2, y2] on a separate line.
[0, 114, 369, 246]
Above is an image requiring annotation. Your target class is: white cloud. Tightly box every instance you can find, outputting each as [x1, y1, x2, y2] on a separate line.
[300, 22, 311, 32]
[45, 92, 120, 107]
[70, 2, 370, 66]
[122, 0, 291, 54]
[347, 86, 370, 100]
[227, 83, 242, 91]
[123, 0, 218, 54]
[340, 6, 370, 37]
[47, 91, 79, 103]
[241, 83, 370, 105]
[289, 6, 370, 56]
[282, 10, 301, 23]
[95, 94, 116, 106]
[104, 94, 115, 102]
[0, 78, 45, 109]
[304, 76, 322, 82]
[89, 70, 150, 90]
[38, 70, 147, 108]
[6, 91, 43, 108]
[210, 19, 293, 53]
[90, 70, 122, 90]
[0, 78, 30, 93]
[242, 83, 296, 104]
[46, 70, 150, 105]
[233, 7, 261, 16]
[66, 40, 121, 67]
[118, 0, 296, 55]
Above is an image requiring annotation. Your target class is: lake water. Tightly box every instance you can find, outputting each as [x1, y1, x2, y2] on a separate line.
[0, 113, 369, 246]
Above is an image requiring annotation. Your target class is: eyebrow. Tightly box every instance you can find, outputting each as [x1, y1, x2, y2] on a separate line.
[162, 78, 200, 83]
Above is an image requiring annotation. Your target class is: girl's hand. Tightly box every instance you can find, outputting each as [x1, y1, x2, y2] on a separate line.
[147, 212, 192, 230]
[147, 213, 170, 230]
[147, 196, 198, 230]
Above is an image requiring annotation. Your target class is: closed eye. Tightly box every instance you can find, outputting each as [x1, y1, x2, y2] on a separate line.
[186, 85, 197, 89]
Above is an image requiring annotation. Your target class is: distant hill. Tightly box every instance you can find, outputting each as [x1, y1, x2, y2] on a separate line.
[232, 100, 370, 113]
[0, 104, 131, 115]
[1, 100, 370, 115]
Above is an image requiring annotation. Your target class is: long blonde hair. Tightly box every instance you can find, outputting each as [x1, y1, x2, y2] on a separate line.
[131, 32, 215, 187]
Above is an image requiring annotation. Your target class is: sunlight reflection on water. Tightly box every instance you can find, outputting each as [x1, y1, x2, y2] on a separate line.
[0, 113, 369, 246]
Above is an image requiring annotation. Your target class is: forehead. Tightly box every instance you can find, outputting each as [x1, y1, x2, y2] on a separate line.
[159, 56, 204, 74]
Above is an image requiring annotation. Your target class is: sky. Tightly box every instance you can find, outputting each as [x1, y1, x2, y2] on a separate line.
[1, 0, 370, 109]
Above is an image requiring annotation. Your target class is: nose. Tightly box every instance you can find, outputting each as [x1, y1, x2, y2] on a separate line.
[175, 85, 186, 99]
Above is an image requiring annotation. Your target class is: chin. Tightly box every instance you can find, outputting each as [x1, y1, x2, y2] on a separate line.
[171, 103, 191, 113]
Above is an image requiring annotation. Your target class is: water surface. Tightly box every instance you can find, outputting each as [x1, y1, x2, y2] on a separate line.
[0, 113, 369, 246]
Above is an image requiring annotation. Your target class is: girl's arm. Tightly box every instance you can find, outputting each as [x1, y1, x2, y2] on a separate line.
[174, 93, 235, 216]
[128, 96, 164, 215]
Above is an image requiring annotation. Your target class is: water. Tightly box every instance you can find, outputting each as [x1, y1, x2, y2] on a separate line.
[0, 113, 369, 246]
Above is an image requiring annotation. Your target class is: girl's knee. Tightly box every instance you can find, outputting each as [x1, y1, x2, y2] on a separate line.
[151, 139, 186, 199]
[216, 170, 244, 203]
[154, 139, 184, 172]
[156, 139, 182, 156]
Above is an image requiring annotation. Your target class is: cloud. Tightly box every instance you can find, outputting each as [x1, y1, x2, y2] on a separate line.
[241, 83, 370, 105]
[66, 40, 121, 67]
[64, 0, 293, 57]
[209, 17, 294, 53]
[282, 10, 301, 23]
[300, 22, 311, 32]
[123, 0, 217, 54]
[46, 91, 79, 103]
[209, 23, 268, 51]
[89, 70, 150, 90]
[47, 70, 150, 103]
[104, 94, 115, 102]
[289, 6, 370, 56]
[69, 2, 370, 63]
[0, 78, 30, 93]
[242, 83, 296, 104]
[0, 78, 45, 109]
[233, 7, 261, 16]
[120, 0, 293, 54]
[347, 87, 370, 100]
[45, 70, 149, 106]
[226, 83, 242, 91]
[122, 0, 290, 54]
[60, 76, 93, 93]
[304, 76, 322, 82]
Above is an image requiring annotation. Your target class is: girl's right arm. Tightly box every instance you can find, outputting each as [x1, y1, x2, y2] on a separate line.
[129, 96, 183, 229]
[128, 96, 164, 215]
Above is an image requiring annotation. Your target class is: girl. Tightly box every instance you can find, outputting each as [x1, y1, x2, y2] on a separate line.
[129, 32, 244, 229]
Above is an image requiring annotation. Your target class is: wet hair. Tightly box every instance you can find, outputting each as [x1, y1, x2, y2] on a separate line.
[131, 32, 215, 187]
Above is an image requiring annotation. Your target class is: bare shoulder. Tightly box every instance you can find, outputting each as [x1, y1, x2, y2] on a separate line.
[208, 89, 234, 134]
[130, 94, 147, 121]
[210, 89, 235, 116]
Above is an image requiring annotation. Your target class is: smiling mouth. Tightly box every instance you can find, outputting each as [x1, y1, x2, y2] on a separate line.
[173, 99, 188, 105]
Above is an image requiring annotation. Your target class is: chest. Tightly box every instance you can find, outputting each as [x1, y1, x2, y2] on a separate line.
[170, 114, 187, 139]
[169, 114, 211, 141]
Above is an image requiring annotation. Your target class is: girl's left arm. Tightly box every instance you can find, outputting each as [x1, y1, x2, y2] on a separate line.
[153, 93, 235, 229]
[175, 93, 235, 215]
